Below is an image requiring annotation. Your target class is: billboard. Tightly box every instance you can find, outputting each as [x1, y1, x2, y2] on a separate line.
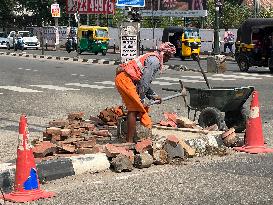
[144, 0, 207, 11]
[66, 0, 115, 14]
[141, 0, 207, 17]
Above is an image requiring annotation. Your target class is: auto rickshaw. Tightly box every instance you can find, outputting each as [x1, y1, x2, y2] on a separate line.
[235, 18, 273, 72]
[162, 26, 201, 60]
[77, 25, 109, 55]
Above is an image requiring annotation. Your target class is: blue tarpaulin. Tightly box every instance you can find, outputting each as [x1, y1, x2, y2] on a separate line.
[116, 0, 145, 7]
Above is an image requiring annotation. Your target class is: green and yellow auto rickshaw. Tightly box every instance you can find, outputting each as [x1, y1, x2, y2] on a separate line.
[77, 25, 109, 55]
[162, 26, 201, 60]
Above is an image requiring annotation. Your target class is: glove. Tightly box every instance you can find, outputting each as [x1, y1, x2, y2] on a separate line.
[153, 95, 162, 104]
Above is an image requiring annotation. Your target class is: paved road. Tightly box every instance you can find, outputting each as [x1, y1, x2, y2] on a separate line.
[0, 55, 273, 204]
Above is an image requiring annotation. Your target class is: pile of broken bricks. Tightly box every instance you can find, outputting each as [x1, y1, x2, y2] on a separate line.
[31, 110, 242, 173]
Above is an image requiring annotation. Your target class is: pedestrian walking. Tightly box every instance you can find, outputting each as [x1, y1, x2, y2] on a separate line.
[223, 28, 235, 53]
[115, 42, 176, 143]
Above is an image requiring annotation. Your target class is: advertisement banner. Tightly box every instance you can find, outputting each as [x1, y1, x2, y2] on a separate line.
[116, 0, 145, 7]
[66, 0, 115, 14]
[51, 4, 61, 17]
[144, 0, 207, 11]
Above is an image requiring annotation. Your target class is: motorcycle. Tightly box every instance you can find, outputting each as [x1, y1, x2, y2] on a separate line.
[65, 37, 77, 53]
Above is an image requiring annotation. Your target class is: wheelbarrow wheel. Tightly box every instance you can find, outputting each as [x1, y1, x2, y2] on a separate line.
[225, 107, 248, 133]
[198, 107, 226, 131]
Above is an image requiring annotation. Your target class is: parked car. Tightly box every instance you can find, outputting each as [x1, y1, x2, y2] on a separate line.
[6, 31, 40, 50]
[0, 32, 8, 49]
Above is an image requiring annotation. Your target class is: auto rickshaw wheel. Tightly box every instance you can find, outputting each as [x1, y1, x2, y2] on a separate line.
[198, 107, 226, 131]
[180, 55, 185, 61]
[225, 106, 248, 133]
[102, 50, 107, 56]
[238, 56, 249, 72]
[94, 52, 98, 55]
[269, 67, 273, 73]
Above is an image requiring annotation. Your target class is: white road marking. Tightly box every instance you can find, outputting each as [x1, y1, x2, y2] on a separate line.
[71, 74, 77, 76]
[213, 74, 262, 80]
[29, 85, 80, 91]
[0, 93, 3, 95]
[152, 81, 179, 86]
[66, 83, 114, 89]
[25, 69, 31, 71]
[235, 72, 273, 78]
[156, 77, 205, 83]
[17, 67, 23, 70]
[94, 81, 115, 86]
[79, 74, 85, 77]
[0, 86, 42, 93]
[158, 75, 235, 81]
[33, 70, 38, 72]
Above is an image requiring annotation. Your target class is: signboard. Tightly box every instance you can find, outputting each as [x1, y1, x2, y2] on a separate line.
[51, 4, 61, 17]
[120, 22, 140, 63]
[142, 0, 207, 17]
[66, 0, 115, 14]
[116, 0, 145, 7]
[140, 10, 207, 17]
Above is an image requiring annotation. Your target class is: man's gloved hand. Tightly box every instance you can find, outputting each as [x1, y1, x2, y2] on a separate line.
[153, 95, 162, 104]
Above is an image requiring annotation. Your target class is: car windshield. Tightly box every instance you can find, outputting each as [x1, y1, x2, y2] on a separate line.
[184, 30, 199, 38]
[0, 33, 7, 38]
[95, 29, 108, 38]
[19, 32, 33, 37]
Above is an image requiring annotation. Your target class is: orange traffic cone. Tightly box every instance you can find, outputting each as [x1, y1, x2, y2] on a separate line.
[234, 91, 273, 154]
[1, 114, 55, 202]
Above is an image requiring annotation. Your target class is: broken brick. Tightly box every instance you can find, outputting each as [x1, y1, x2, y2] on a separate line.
[46, 127, 62, 135]
[91, 130, 112, 137]
[111, 154, 133, 173]
[51, 134, 61, 142]
[134, 153, 153, 169]
[32, 141, 57, 158]
[49, 119, 69, 128]
[135, 138, 153, 154]
[75, 138, 96, 148]
[167, 135, 179, 146]
[76, 146, 100, 154]
[105, 144, 134, 162]
[222, 128, 236, 139]
[204, 124, 219, 131]
[164, 141, 184, 160]
[71, 128, 82, 136]
[176, 137, 196, 158]
[81, 122, 96, 131]
[68, 112, 85, 120]
[112, 143, 136, 150]
[60, 129, 71, 137]
[59, 144, 76, 153]
[153, 149, 168, 165]
[176, 116, 196, 128]
[223, 132, 238, 147]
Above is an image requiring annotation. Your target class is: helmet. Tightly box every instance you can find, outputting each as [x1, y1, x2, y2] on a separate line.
[159, 42, 176, 55]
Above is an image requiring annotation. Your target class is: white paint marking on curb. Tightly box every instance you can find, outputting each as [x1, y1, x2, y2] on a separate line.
[236, 72, 273, 78]
[94, 81, 115, 86]
[33, 70, 38, 72]
[71, 74, 77, 76]
[157, 76, 204, 83]
[70, 153, 110, 175]
[66, 83, 114, 89]
[213, 74, 262, 80]
[0, 86, 42, 93]
[0, 93, 3, 95]
[17, 67, 23, 70]
[152, 81, 179, 86]
[29, 85, 80, 91]
[79, 74, 85, 77]
[25, 69, 31, 71]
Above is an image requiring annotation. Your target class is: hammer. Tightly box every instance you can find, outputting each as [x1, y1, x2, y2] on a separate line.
[148, 80, 187, 106]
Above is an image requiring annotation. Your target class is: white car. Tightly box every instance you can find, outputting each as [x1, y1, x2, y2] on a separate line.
[7, 31, 40, 50]
[0, 32, 8, 48]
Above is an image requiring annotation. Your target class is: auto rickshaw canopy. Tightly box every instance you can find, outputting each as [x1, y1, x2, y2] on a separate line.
[77, 25, 109, 40]
[162, 26, 200, 42]
[237, 18, 273, 44]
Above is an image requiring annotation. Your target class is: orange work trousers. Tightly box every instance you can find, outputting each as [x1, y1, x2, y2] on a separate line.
[115, 71, 152, 128]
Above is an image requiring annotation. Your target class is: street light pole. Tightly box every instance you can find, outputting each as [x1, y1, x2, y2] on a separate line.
[213, 0, 221, 55]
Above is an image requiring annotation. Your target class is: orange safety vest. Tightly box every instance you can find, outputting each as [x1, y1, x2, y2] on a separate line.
[120, 52, 162, 81]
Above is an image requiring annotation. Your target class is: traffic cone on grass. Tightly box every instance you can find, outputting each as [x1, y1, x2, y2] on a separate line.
[1, 114, 55, 202]
[234, 91, 273, 154]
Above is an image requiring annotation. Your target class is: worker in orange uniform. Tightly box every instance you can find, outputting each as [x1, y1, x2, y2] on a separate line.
[115, 42, 176, 142]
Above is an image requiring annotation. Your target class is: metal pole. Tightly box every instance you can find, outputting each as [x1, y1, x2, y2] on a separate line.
[41, 27, 44, 55]
[213, 0, 220, 55]
[254, 0, 257, 18]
